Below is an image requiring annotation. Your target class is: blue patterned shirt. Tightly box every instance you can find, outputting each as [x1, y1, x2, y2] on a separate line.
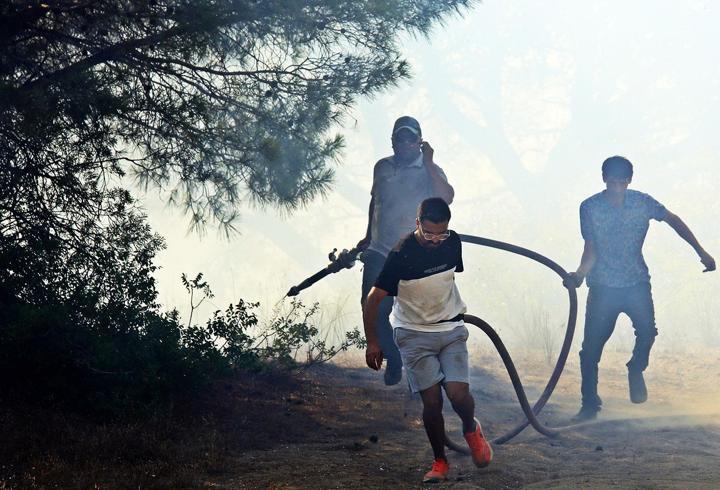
[580, 189, 667, 287]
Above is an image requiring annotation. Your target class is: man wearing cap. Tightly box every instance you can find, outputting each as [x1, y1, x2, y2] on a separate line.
[357, 116, 455, 385]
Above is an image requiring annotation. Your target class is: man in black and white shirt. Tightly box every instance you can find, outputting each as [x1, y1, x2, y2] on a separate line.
[363, 198, 492, 484]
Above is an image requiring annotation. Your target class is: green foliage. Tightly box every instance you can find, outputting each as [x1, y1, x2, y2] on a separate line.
[0, 206, 364, 414]
[0, 0, 461, 416]
[1, 0, 473, 237]
[0, 194, 182, 413]
[181, 273, 365, 373]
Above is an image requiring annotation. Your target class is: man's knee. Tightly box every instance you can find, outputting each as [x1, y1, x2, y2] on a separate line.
[634, 325, 658, 342]
[628, 329, 656, 370]
[444, 382, 471, 406]
[421, 385, 443, 411]
[423, 401, 443, 419]
[635, 333, 657, 353]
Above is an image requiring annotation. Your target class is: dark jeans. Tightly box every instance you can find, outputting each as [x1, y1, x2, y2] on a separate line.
[580, 282, 657, 408]
[361, 249, 402, 373]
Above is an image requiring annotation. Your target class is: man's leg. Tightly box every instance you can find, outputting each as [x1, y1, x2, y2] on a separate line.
[444, 382, 493, 467]
[419, 383, 451, 483]
[435, 326, 473, 431]
[623, 282, 657, 403]
[577, 286, 621, 418]
[393, 329, 450, 481]
[440, 326, 493, 467]
[419, 383, 447, 461]
[360, 250, 402, 384]
[444, 382, 475, 433]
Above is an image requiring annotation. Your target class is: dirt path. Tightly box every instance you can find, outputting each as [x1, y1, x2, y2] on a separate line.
[220, 350, 720, 489]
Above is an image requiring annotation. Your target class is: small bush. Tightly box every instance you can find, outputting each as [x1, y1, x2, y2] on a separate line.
[181, 273, 365, 373]
[0, 197, 363, 416]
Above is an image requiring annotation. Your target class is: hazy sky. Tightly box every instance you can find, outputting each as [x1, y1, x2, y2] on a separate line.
[139, 0, 720, 351]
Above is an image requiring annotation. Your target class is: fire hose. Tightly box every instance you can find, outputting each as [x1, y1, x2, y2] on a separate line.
[287, 233, 578, 446]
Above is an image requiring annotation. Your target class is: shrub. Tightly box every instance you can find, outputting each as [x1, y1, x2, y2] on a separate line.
[0, 197, 363, 416]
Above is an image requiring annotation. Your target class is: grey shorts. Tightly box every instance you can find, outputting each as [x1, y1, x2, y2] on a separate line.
[393, 325, 470, 393]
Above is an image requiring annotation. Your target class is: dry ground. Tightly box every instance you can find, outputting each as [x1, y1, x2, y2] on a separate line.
[223, 348, 720, 489]
[2, 347, 719, 489]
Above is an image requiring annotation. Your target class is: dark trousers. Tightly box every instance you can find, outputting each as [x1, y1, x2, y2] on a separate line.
[580, 282, 657, 408]
[361, 249, 402, 372]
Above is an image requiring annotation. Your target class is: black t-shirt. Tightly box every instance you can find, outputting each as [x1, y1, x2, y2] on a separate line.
[376, 230, 463, 296]
[374, 230, 466, 331]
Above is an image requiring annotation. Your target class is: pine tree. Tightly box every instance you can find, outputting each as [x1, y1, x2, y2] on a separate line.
[0, 0, 473, 235]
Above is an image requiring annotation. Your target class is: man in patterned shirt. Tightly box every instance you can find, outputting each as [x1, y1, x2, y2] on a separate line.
[565, 156, 715, 421]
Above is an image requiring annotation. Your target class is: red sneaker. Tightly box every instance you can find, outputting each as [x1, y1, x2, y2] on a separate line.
[422, 458, 450, 483]
[464, 419, 493, 468]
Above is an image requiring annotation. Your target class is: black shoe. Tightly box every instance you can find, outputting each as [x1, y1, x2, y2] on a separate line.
[571, 405, 599, 422]
[384, 366, 402, 386]
[628, 369, 647, 404]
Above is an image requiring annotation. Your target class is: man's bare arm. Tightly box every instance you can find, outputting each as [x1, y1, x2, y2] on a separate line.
[363, 286, 388, 370]
[565, 240, 597, 288]
[663, 211, 716, 272]
[421, 141, 455, 204]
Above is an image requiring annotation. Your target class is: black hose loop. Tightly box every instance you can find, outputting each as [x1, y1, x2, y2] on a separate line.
[449, 234, 578, 446]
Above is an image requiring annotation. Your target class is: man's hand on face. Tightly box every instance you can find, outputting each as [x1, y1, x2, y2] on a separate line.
[421, 141, 434, 166]
[365, 341, 384, 371]
[700, 251, 716, 272]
